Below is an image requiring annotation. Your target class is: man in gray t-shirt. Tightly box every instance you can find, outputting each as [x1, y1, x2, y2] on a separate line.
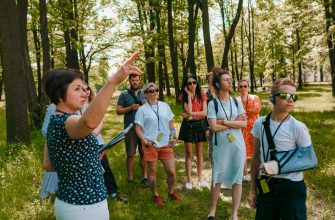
[116, 74, 148, 185]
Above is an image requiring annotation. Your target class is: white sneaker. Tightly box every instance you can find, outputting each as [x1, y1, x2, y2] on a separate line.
[185, 182, 193, 189]
[244, 174, 251, 181]
[198, 180, 206, 188]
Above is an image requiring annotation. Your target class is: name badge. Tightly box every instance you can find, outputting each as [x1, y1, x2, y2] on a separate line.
[260, 179, 270, 193]
[227, 133, 236, 143]
[156, 133, 162, 141]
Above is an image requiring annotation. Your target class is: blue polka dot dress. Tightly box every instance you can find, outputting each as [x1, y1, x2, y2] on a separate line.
[47, 114, 107, 205]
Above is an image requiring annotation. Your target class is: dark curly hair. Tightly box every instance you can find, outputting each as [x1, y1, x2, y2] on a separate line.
[181, 74, 203, 104]
[43, 67, 84, 104]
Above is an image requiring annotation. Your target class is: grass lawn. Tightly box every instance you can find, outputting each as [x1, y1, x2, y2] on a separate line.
[0, 87, 334, 219]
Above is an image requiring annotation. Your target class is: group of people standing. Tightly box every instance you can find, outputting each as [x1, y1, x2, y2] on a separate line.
[42, 52, 312, 220]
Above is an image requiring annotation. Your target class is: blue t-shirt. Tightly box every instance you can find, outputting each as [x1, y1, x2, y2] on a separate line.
[47, 114, 107, 205]
[117, 89, 146, 128]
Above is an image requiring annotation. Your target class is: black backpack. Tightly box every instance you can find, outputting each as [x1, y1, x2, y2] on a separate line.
[212, 97, 238, 145]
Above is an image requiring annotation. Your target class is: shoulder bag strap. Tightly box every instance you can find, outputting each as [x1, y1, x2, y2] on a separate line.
[262, 113, 276, 160]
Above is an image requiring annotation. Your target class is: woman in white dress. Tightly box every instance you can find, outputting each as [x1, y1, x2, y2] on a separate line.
[207, 67, 247, 220]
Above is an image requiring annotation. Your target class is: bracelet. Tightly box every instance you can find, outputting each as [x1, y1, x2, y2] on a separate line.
[92, 132, 98, 137]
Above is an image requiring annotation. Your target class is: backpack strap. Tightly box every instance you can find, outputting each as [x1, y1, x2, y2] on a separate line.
[213, 98, 218, 145]
[127, 89, 141, 105]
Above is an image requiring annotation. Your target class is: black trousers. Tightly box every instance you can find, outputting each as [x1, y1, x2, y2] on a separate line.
[255, 178, 307, 220]
[100, 154, 118, 195]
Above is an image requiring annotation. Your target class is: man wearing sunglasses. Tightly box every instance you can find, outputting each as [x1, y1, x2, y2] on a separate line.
[116, 74, 148, 186]
[249, 78, 312, 220]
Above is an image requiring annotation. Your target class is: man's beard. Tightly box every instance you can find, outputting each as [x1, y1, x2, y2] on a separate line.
[131, 84, 139, 91]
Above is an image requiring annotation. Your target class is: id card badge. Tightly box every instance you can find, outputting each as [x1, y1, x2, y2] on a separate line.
[260, 179, 270, 193]
[227, 133, 236, 143]
[156, 132, 163, 141]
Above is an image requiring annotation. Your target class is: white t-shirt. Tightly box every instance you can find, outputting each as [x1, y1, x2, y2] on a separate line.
[251, 115, 312, 181]
[134, 101, 174, 148]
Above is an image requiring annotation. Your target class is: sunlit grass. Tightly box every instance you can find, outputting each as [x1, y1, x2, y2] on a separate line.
[0, 88, 334, 219]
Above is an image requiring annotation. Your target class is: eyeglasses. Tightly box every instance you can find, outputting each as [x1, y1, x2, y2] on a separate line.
[82, 88, 90, 92]
[274, 93, 298, 102]
[239, 85, 248, 88]
[187, 81, 197, 86]
[147, 88, 159, 93]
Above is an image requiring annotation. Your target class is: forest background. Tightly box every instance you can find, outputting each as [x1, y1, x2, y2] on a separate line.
[0, 0, 335, 143]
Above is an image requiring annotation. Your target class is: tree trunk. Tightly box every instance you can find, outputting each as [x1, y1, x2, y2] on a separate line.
[233, 35, 239, 82]
[137, 1, 156, 83]
[32, 26, 42, 99]
[240, 10, 244, 80]
[230, 47, 236, 91]
[247, 0, 255, 92]
[0, 46, 3, 101]
[323, 0, 335, 96]
[292, 46, 296, 81]
[296, 29, 303, 90]
[39, 0, 51, 105]
[221, 0, 243, 69]
[0, 0, 30, 144]
[59, 0, 79, 69]
[187, 0, 197, 76]
[201, 0, 214, 71]
[167, 0, 179, 101]
[155, 4, 164, 100]
[50, 32, 55, 68]
[18, 0, 40, 128]
[180, 43, 188, 80]
[320, 64, 324, 82]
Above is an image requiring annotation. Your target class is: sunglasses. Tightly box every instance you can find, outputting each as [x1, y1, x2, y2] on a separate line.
[274, 93, 298, 102]
[187, 81, 197, 86]
[239, 85, 248, 88]
[82, 88, 90, 92]
[147, 88, 159, 93]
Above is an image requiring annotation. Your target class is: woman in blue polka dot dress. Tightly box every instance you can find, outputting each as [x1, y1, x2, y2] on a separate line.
[42, 52, 141, 220]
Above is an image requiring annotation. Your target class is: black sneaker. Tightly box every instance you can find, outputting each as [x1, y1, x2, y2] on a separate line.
[116, 194, 128, 203]
[142, 178, 150, 187]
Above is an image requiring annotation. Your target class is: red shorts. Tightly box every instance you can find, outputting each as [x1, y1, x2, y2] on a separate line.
[142, 144, 174, 162]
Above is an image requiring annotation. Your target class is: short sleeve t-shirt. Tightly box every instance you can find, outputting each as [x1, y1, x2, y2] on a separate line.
[134, 101, 174, 148]
[47, 114, 107, 205]
[251, 115, 312, 181]
[117, 89, 146, 128]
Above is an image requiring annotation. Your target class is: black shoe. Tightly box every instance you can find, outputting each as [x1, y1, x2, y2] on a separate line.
[207, 216, 215, 220]
[142, 178, 150, 187]
[127, 179, 133, 183]
[116, 194, 128, 203]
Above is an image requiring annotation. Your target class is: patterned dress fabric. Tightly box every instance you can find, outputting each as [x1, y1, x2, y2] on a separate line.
[238, 95, 261, 158]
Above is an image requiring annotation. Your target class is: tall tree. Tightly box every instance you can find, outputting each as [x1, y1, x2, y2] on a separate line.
[187, 0, 197, 76]
[39, 0, 51, 105]
[19, 0, 40, 128]
[0, 0, 30, 144]
[323, 0, 335, 96]
[200, 0, 214, 71]
[59, 0, 80, 69]
[167, 0, 180, 102]
[136, 0, 156, 83]
[221, 0, 243, 69]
